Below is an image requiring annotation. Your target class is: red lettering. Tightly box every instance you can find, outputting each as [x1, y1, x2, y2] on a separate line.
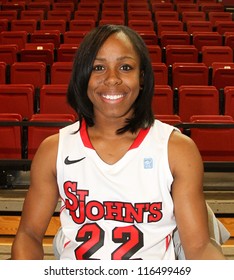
[148, 202, 163, 222]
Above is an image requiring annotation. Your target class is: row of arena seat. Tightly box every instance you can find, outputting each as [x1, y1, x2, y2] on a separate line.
[0, 83, 234, 120]
[0, 11, 234, 37]
[1, 111, 234, 161]
[1, 61, 234, 90]
[0, 28, 234, 49]
[0, 41, 233, 67]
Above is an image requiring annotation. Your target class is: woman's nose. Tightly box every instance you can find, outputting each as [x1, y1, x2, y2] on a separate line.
[104, 69, 122, 86]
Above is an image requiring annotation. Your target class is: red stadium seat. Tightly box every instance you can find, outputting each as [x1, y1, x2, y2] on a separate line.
[0, 19, 9, 32]
[157, 21, 183, 38]
[11, 19, 37, 33]
[0, 44, 18, 65]
[147, 45, 162, 63]
[63, 31, 87, 44]
[0, 31, 27, 50]
[181, 11, 206, 23]
[0, 10, 17, 21]
[51, 62, 73, 84]
[160, 31, 190, 48]
[151, 63, 168, 85]
[20, 10, 45, 21]
[128, 11, 152, 21]
[47, 10, 71, 22]
[57, 44, 78, 62]
[128, 20, 154, 32]
[74, 10, 98, 23]
[178, 85, 220, 122]
[224, 32, 234, 49]
[211, 62, 234, 90]
[20, 42, 54, 65]
[190, 116, 234, 161]
[11, 62, 46, 88]
[0, 84, 35, 119]
[69, 20, 96, 32]
[216, 21, 234, 35]
[154, 11, 179, 22]
[208, 11, 232, 27]
[224, 86, 234, 119]
[30, 30, 60, 49]
[151, 3, 174, 12]
[186, 21, 212, 34]
[192, 32, 222, 51]
[165, 45, 198, 66]
[39, 85, 77, 116]
[176, 3, 199, 13]
[201, 46, 233, 67]
[0, 62, 6, 84]
[0, 113, 22, 159]
[40, 20, 66, 34]
[152, 85, 174, 115]
[27, 113, 76, 159]
[172, 62, 208, 89]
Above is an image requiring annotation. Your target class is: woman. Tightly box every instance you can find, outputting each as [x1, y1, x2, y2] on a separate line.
[11, 25, 226, 260]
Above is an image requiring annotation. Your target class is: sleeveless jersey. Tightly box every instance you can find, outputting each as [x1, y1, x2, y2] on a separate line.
[56, 120, 177, 260]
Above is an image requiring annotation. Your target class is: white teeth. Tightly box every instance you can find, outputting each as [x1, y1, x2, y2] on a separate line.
[102, 94, 124, 100]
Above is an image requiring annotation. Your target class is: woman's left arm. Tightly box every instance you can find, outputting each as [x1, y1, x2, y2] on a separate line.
[169, 131, 225, 260]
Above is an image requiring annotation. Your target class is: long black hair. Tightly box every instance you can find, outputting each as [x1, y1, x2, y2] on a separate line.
[67, 24, 155, 134]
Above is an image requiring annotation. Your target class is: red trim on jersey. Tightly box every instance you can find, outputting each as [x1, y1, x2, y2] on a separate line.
[80, 120, 94, 149]
[129, 127, 150, 150]
[80, 120, 150, 150]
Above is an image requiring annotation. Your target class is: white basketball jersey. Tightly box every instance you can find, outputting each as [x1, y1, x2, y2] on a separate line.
[56, 120, 177, 260]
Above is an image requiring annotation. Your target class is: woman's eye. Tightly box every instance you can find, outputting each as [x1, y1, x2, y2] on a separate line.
[93, 65, 104, 71]
[121, 65, 132, 71]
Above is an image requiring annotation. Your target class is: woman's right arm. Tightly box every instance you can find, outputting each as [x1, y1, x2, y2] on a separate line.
[11, 134, 60, 259]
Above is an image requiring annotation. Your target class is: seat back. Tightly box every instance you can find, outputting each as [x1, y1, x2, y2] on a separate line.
[69, 19, 95, 32]
[0, 31, 27, 50]
[0, 113, 22, 159]
[0, 44, 18, 65]
[190, 116, 234, 161]
[224, 86, 234, 119]
[40, 19, 66, 34]
[10, 62, 46, 88]
[39, 84, 77, 117]
[27, 113, 76, 159]
[0, 84, 34, 119]
[192, 31, 222, 51]
[160, 31, 190, 47]
[202, 46, 233, 67]
[165, 45, 198, 66]
[157, 20, 183, 38]
[212, 62, 234, 90]
[178, 85, 219, 121]
[0, 62, 6, 84]
[11, 19, 37, 33]
[128, 20, 154, 32]
[152, 85, 174, 115]
[57, 43, 78, 62]
[51, 62, 73, 84]
[186, 21, 212, 34]
[181, 11, 206, 23]
[151, 63, 168, 85]
[172, 62, 208, 89]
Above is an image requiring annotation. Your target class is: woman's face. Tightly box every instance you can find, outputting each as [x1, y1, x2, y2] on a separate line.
[87, 31, 142, 122]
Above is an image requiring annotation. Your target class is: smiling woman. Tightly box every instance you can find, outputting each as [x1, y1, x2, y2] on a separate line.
[11, 25, 226, 260]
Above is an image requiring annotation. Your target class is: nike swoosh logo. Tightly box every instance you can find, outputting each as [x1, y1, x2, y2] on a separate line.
[64, 156, 86, 165]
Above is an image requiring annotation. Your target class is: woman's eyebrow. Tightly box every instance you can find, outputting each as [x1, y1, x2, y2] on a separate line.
[94, 56, 136, 61]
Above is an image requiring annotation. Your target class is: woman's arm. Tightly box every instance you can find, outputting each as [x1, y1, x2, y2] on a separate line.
[169, 131, 225, 260]
[11, 134, 60, 259]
